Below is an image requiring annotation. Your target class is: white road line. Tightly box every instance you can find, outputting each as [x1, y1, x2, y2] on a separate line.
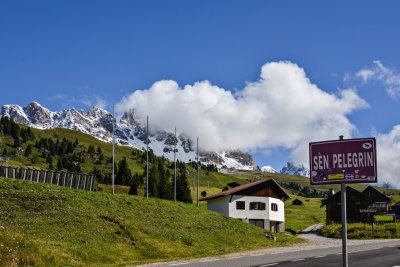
[314, 255, 326, 258]
[260, 263, 278, 266]
[228, 256, 244, 259]
[291, 259, 305, 262]
[198, 259, 219, 262]
[169, 263, 190, 266]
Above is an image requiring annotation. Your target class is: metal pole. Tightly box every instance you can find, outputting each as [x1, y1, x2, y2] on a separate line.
[340, 135, 348, 267]
[174, 127, 176, 202]
[197, 137, 199, 207]
[146, 116, 149, 199]
[112, 104, 115, 195]
[207, 180, 209, 192]
[193, 171, 195, 190]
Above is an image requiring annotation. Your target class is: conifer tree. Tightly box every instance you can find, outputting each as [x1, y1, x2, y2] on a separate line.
[149, 164, 159, 197]
[128, 174, 139, 195]
[177, 171, 192, 203]
[117, 157, 131, 185]
[25, 145, 32, 156]
[157, 161, 172, 200]
[13, 137, 20, 148]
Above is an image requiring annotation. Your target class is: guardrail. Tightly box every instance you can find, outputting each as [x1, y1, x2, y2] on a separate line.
[0, 166, 96, 191]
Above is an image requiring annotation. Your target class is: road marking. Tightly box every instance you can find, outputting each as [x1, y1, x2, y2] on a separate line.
[250, 254, 261, 257]
[314, 255, 326, 258]
[169, 263, 190, 266]
[291, 259, 305, 262]
[260, 263, 278, 266]
[198, 259, 219, 262]
[228, 256, 244, 259]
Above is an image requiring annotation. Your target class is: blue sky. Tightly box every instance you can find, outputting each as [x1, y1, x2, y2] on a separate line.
[1, 1, 400, 185]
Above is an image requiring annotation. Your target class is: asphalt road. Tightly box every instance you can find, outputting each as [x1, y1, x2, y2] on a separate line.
[157, 240, 400, 267]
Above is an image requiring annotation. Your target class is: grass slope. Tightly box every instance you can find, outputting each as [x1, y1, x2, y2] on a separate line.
[0, 177, 299, 266]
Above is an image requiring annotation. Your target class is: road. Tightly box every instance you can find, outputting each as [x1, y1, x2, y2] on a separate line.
[141, 224, 400, 267]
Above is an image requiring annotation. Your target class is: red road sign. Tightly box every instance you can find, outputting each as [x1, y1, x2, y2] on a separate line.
[309, 138, 377, 185]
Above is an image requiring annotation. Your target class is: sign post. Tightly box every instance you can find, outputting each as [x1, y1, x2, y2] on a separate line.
[309, 136, 377, 267]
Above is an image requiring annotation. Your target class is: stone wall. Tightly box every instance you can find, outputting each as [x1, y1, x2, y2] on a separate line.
[0, 166, 96, 191]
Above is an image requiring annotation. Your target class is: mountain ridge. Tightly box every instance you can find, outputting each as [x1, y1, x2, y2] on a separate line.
[1, 102, 256, 170]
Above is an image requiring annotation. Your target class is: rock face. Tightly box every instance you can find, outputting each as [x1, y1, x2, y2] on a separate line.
[280, 162, 310, 177]
[1, 102, 256, 170]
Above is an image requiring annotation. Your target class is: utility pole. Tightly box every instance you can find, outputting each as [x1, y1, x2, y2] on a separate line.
[340, 135, 348, 267]
[174, 127, 176, 202]
[112, 104, 115, 195]
[146, 116, 149, 199]
[197, 137, 199, 207]
[193, 170, 196, 190]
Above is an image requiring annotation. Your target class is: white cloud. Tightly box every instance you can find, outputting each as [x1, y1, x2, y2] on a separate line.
[94, 97, 107, 109]
[117, 61, 368, 164]
[376, 125, 400, 187]
[356, 60, 400, 99]
[81, 96, 107, 109]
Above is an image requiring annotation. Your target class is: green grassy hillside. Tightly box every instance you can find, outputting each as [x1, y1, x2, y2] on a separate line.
[2, 123, 398, 202]
[0, 177, 299, 266]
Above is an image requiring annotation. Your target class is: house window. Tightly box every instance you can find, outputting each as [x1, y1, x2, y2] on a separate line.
[249, 202, 266, 210]
[236, 201, 245, 210]
[271, 203, 278, 212]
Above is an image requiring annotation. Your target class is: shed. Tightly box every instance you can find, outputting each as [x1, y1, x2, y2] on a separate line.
[322, 186, 374, 224]
[362, 186, 392, 213]
[292, 199, 304, 206]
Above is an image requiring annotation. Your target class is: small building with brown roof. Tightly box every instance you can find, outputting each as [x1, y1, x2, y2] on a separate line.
[201, 178, 290, 233]
[362, 186, 392, 213]
[322, 186, 374, 224]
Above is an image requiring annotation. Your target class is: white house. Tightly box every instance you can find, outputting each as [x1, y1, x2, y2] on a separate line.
[201, 178, 290, 233]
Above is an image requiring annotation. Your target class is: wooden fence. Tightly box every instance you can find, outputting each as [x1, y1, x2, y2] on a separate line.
[0, 166, 96, 191]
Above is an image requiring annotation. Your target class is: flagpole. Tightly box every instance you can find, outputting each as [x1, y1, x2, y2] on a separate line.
[146, 115, 149, 199]
[112, 104, 115, 195]
[174, 127, 177, 202]
[197, 137, 199, 207]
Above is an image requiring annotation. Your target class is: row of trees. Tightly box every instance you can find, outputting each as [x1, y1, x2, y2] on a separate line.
[93, 156, 193, 203]
[279, 181, 328, 198]
[1, 117, 196, 204]
[0, 117, 35, 148]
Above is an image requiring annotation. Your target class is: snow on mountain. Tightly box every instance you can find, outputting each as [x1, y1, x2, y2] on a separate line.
[1, 102, 256, 170]
[261, 166, 276, 173]
[280, 162, 310, 177]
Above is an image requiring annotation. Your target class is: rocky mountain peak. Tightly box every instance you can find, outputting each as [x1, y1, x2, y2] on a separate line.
[280, 162, 310, 177]
[1, 101, 257, 170]
[24, 101, 52, 125]
[87, 106, 110, 119]
[120, 109, 142, 126]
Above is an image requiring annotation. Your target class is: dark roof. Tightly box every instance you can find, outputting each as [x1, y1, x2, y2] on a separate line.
[362, 186, 392, 203]
[321, 186, 373, 207]
[200, 178, 290, 201]
[227, 182, 241, 188]
[292, 199, 304, 205]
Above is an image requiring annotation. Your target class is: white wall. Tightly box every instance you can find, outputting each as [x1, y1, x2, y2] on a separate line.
[267, 197, 285, 222]
[207, 195, 231, 216]
[227, 195, 285, 222]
